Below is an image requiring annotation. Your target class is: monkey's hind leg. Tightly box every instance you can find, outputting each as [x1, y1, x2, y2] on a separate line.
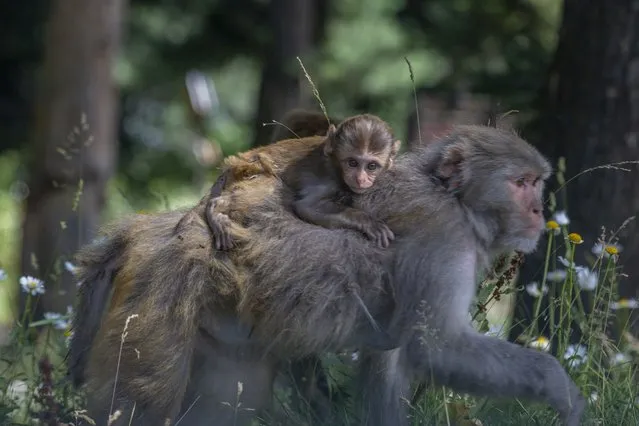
[177, 329, 277, 426]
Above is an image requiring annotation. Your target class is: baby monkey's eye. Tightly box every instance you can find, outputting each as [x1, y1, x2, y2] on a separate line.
[515, 177, 526, 187]
[366, 162, 379, 171]
[347, 159, 359, 168]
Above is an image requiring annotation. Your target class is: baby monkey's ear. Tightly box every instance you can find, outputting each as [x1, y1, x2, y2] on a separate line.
[387, 139, 402, 167]
[391, 139, 401, 157]
[323, 124, 337, 156]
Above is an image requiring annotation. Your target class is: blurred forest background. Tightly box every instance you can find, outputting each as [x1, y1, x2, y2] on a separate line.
[0, 0, 638, 351]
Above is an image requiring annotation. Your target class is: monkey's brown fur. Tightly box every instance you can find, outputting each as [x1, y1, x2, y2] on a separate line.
[69, 125, 585, 426]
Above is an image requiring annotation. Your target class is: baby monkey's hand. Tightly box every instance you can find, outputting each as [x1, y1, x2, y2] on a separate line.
[360, 219, 395, 248]
[207, 196, 236, 251]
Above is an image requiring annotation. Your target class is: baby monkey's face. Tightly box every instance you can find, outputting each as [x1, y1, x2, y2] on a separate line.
[324, 115, 401, 194]
[336, 147, 387, 194]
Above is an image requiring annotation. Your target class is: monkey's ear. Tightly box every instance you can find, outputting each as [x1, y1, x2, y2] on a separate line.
[326, 124, 336, 138]
[323, 124, 337, 156]
[391, 139, 401, 157]
[436, 144, 465, 190]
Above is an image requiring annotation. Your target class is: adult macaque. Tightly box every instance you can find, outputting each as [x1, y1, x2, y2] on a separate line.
[69, 125, 585, 426]
[207, 113, 400, 250]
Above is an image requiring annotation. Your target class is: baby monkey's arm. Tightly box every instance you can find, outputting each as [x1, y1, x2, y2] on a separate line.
[292, 184, 394, 248]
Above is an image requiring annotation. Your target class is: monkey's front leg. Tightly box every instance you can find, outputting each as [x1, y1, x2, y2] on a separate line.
[407, 329, 586, 426]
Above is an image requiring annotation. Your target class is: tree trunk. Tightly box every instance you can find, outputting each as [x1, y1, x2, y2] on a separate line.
[19, 0, 126, 319]
[251, 0, 323, 147]
[0, 0, 49, 154]
[512, 0, 639, 341]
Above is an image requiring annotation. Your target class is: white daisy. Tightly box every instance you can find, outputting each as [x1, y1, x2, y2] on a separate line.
[553, 211, 570, 226]
[19, 276, 45, 296]
[43, 307, 72, 330]
[546, 270, 567, 282]
[563, 344, 588, 368]
[528, 336, 551, 352]
[592, 242, 623, 257]
[64, 261, 77, 275]
[525, 282, 549, 298]
[557, 256, 576, 269]
[610, 298, 639, 310]
[576, 268, 598, 291]
[610, 352, 631, 367]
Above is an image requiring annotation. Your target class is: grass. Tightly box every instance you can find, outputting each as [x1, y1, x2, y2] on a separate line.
[0, 156, 637, 426]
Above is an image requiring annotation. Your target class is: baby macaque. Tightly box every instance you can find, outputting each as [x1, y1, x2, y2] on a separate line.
[208, 113, 401, 250]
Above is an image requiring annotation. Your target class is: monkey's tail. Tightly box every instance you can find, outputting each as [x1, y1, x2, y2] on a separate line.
[67, 229, 129, 387]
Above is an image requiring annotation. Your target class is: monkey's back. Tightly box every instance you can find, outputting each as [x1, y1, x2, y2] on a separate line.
[223, 137, 324, 181]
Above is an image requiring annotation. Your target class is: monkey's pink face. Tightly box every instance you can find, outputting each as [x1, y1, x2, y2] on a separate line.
[508, 174, 545, 238]
[341, 156, 383, 194]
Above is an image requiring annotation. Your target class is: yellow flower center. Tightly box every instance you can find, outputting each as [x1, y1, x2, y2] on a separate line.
[605, 245, 619, 255]
[568, 233, 583, 244]
[529, 336, 551, 351]
[546, 220, 559, 230]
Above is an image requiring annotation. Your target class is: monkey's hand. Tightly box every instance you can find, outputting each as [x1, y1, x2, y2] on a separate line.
[206, 196, 235, 251]
[359, 219, 395, 249]
[210, 213, 235, 251]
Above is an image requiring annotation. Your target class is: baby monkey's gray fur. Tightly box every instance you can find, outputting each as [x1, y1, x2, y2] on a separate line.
[68, 125, 585, 426]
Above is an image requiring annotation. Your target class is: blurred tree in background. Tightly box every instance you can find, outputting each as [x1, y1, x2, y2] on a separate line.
[18, 0, 126, 320]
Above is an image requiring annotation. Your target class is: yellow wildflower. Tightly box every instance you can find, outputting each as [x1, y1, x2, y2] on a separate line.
[546, 220, 560, 235]
[610, 298, 639, 310]
[528, 336, 551, 352]
[604, 245, 619, 256]
[568, 233, 583, 244]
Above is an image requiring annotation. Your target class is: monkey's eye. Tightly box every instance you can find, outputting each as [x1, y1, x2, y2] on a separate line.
[367, 162, 379, 171]
[515, 177, 526, 187]
[347, 159, 358, 168]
